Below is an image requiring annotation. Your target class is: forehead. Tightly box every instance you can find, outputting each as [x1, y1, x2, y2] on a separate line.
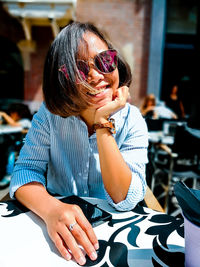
[78, 32, 108, 58]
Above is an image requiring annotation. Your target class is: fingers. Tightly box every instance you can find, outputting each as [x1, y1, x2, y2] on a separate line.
[52, 232, 72, 261]
[62, 222, 98, 265]
[114, 86, 129, 107]
[59, 224, 88, 265]
[75, 205, 99, 249]
[48, 204, 99, 265]
[94, 86, 130, 122]
[71, 205, 99, 262]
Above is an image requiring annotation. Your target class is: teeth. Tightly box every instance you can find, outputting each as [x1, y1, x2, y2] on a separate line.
[87, 87, 105, 96]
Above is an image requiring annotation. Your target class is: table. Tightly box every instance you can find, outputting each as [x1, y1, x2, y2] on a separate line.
[0, 125, 23, 135]
[0, 197, 184, 267]
[148, 131, 174, 145]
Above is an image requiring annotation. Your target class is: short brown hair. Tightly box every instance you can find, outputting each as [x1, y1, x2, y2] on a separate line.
[43, 22, 132, 117]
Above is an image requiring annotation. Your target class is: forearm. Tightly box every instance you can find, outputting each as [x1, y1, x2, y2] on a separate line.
[0, 111, 20, 126]
[96, 128, 132, 203]
[15, 182, 61, 221]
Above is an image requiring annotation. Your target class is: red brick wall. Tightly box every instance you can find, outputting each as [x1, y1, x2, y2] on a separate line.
[24, 27, 53, 102]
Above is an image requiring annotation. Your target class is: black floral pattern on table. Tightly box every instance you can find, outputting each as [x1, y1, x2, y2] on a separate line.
[146, 214, 184, 247]
[146, 214, 184, 266]
[0, 200, 29, 217]
[85, 207, 184, 266]
[0, 201, 184, 266]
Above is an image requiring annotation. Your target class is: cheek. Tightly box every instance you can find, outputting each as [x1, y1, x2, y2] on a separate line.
[111, 69, 119, 93]
[109, 68, 119, 85]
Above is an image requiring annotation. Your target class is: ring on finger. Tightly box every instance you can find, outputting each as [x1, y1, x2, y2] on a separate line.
[69, 222, 77, 232]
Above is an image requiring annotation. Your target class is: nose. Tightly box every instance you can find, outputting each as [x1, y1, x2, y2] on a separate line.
[87, 63, 104, 84]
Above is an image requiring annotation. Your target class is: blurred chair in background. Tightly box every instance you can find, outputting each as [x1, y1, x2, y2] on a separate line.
[150, 124, 200, 216]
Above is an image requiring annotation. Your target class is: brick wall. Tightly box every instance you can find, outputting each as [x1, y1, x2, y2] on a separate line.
[24, 27, 54, 102]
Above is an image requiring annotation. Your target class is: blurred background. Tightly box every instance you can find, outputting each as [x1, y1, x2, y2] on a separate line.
[0, 0, 199, 115]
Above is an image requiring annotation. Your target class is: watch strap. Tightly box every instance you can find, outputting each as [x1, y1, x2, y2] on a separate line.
[93, 118, 116, 134]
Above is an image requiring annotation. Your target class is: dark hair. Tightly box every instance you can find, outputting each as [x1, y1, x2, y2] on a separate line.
[8, 103, 32, 120]
[43, 21, 132, 117]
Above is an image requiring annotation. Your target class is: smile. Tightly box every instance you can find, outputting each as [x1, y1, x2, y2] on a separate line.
[87, 85, 110, 96]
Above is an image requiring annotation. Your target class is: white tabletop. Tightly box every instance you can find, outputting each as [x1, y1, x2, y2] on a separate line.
[0, 125, 23, 135]
[148, 131, 174, 145]
[0, 197, 184, 267]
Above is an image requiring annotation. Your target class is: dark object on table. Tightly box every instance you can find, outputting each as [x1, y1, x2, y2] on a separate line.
[174, 181, 200, 226]
[61, 195, 112, 227]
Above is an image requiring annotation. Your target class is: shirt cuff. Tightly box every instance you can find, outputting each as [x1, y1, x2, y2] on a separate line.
[105, 172, 147, 211]
[9, 169, 46, 199]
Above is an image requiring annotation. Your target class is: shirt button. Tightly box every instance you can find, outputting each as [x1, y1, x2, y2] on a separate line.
[84, 190, 87, 194]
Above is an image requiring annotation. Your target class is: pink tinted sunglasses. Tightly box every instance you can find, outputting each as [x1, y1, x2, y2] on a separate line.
[59, 49, 118, 81]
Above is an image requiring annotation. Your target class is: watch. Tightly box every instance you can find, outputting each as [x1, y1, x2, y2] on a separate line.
[93, 118, 116, 134]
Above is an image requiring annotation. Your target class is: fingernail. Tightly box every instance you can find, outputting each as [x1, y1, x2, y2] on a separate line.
[66, 253, 71, 261]
[78, 256, 86, 265]
[94, 243, 99, 250]
[90, 251, 97, 260]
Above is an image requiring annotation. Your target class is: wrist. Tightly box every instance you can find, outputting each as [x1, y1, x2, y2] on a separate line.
[42, 197, 63, 221]
[94, 114, 109, 124]
[93, 118, 116, 134]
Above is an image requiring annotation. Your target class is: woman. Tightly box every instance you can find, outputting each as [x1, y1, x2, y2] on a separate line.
[141, 94, 177, 120]
[165, 85, 185, 119]
[10, 22, 148, 265]
[140, 94, 158, 119]
[0, 103, 32, 128]
[0, 103, 32, 188]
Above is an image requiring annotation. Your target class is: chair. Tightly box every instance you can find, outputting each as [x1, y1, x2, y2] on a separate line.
[144, 186, 164, 212]
[150, 124, 200, 215]
[145, 118, 164, 131]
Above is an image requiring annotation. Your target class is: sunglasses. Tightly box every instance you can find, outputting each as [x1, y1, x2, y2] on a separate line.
[77, 49, 118, 81]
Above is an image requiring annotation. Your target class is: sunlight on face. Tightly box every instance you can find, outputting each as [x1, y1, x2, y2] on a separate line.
[78, 32, 119, 109]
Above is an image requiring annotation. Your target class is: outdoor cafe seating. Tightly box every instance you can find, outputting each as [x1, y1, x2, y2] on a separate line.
[147, 118, 200, 216]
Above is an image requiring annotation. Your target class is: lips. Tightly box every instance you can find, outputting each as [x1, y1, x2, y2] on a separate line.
[87, 84, 110, 96]
[87, 87, 106, 96]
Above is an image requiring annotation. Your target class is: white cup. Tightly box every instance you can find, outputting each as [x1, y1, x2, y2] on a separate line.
[184, 215, 200, 267]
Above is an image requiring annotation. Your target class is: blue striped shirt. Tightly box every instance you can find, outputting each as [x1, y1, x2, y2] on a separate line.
[10, 102, 148, 211]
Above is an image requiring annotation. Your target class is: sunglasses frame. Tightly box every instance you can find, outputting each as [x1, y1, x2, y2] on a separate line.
[76, 49, 118, 81]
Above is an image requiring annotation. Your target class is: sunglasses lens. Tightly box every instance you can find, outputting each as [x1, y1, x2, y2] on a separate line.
[77, 60, 89, 80]
[95, 50, 117, 73]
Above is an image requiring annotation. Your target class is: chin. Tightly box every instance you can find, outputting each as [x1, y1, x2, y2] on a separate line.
[96, 96, 113, 108]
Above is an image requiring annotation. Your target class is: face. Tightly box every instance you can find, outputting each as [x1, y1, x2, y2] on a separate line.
[77, 32, 119, 109]
[172, 85, 178, 94]
[147, 98, 155, 107]
[10, 112, 20, 121]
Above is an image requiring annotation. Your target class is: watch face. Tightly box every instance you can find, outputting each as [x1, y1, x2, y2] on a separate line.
[109, 118, 116, 134]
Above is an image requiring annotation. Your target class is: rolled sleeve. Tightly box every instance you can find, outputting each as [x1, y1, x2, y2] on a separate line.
[9, 103, 50, 199]
[10, 167, 47, 199]
[105, 163, 147, 211]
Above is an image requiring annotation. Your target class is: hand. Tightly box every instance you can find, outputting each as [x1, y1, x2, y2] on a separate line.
[44, 200, 99, 265]
[94, 86, 129, 123]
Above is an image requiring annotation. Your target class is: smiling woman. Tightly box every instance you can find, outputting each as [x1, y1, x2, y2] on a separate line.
[9, 22, 148, 265]
[43, 22, 132, 118]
